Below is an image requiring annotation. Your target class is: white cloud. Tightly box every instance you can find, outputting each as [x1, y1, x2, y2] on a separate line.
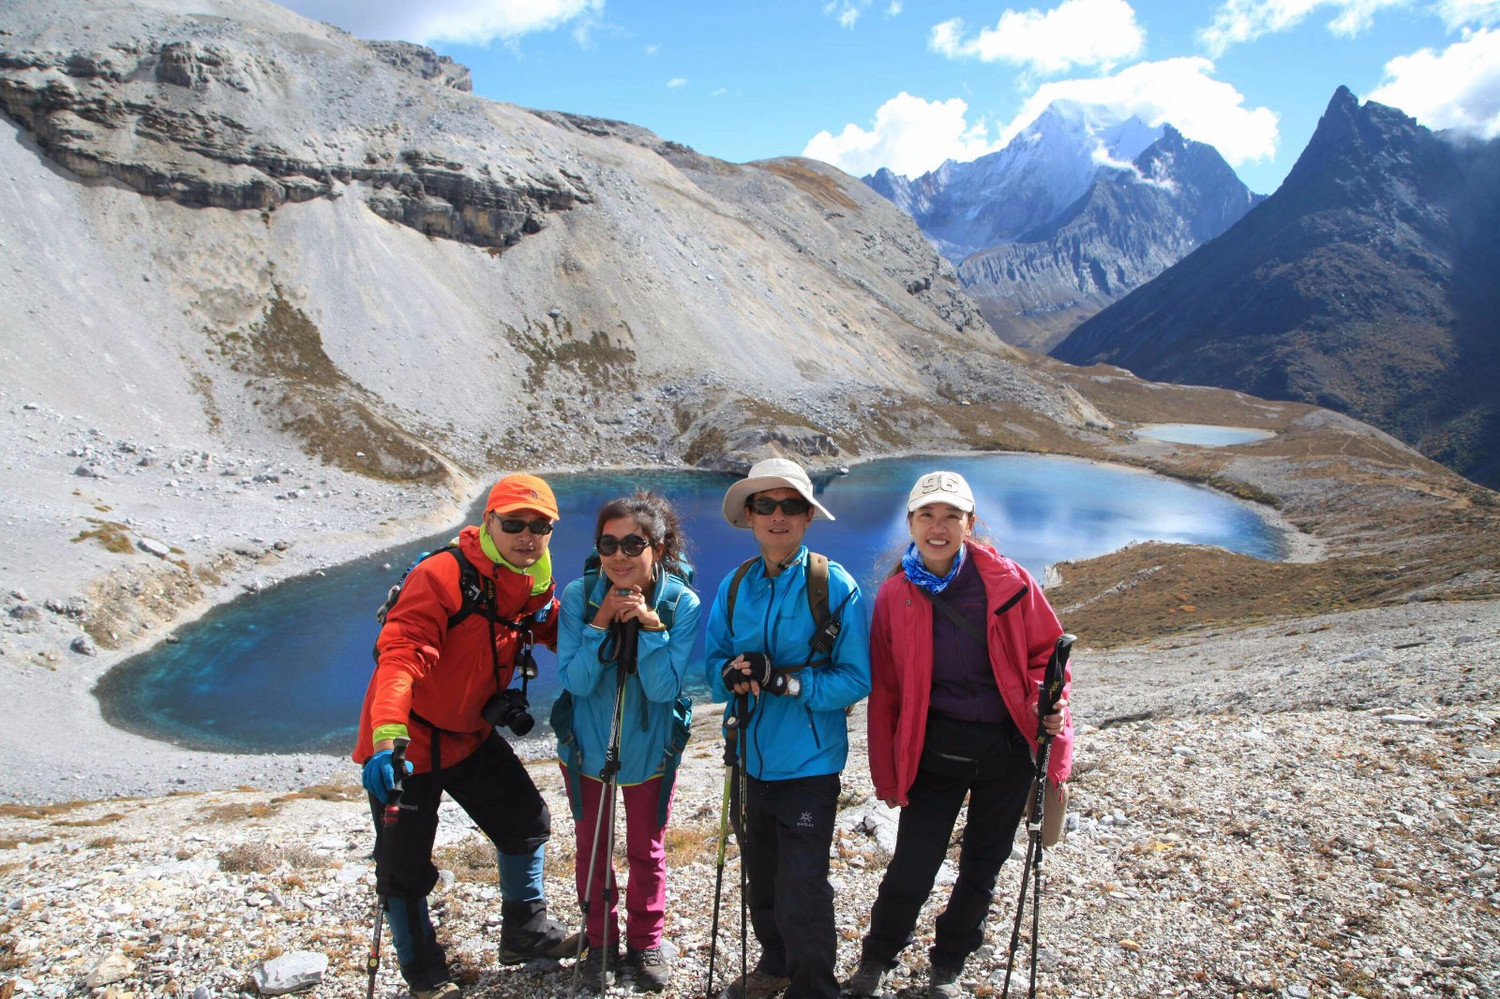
[277, 0, 603, 46]
[802, 93, 1005, 177]
[1368, 27, 1500, 137]
[825, 0, 871, 29]
[929, 0, 1146, 74]
[667, 77, 688, 88]
[888, 1, 905, 14]
[1435, 0, 1500, 29]
[999, 58, 1280, 167]
[1199, 0, 1405, 56]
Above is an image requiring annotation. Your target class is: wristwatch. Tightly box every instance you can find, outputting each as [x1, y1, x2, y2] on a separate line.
[783, 674, 802, 697]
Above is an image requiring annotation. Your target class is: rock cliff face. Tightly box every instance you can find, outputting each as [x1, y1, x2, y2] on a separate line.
[0, 8, 580, 249]
[956, 127, 1261, 351]
[0, 0, 1095, 492]
[1053, 88, 1500, 489]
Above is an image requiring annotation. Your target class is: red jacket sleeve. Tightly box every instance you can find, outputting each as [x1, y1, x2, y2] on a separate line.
[867, 586, 901, 803]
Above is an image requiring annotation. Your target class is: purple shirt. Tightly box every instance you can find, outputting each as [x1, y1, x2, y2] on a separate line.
[927, 555, 1008, 724]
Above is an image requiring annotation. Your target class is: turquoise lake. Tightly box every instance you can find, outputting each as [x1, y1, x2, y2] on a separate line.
[95, 454, 1290, 754]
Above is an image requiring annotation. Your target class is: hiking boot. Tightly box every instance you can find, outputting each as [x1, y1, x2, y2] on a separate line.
[844, 960, 889, 997]
[928, 964, 962, 999]
[576, 945, 620, 990]
[498, 926, 580, 964]
[718, 969, 792, 999]
[627, 946, 671, 992]
[497, 905, 580, 965]
[413, 984, 461, 999]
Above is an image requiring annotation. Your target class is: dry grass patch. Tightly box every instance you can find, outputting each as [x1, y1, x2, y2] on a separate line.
[52, 811, 127, 828]
[277, 784, 362, 803]
[217, 840, 325, 874]
[72, 519, 133, 554]
[0, 800, 92, 820]
[433, 835, 497, 884]
[198, 799, 287, 824]
[665, 819, 720, 867]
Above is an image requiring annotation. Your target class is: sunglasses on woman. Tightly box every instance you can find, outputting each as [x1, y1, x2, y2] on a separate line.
[747, 496, 812, 516]
[496, 516, 554, 536]
[597, 533, 652, 557]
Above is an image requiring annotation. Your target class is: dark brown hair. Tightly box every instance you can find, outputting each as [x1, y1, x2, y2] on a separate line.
[593, 491, 691, 580]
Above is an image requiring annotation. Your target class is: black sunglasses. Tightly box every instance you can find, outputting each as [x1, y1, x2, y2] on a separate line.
[748, 496, 812, 517]
[597, 533, 652, 557]
[496, 516, 554, 536]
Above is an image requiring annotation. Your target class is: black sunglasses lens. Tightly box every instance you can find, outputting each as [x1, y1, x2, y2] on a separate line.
[500, 518, 553, 535]
[750, 497, 811, 516]
[598, 534, 651, 557]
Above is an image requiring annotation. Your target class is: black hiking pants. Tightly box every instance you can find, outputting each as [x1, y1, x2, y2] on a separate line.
[732, 771, 841, 999]
[861, 715, 1033, 973]
[369, 729, 551, 900]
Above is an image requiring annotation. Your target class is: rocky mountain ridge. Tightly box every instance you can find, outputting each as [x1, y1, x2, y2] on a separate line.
[1053, 87, 1500, 490]
[0, 0, 1113, 579]
[866, 104, 1259, 350]
[956, 126, 1262, 351]
[866, 101, 1165, 262]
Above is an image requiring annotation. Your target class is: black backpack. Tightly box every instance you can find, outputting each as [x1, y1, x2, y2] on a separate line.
[372, 543, 493, 661]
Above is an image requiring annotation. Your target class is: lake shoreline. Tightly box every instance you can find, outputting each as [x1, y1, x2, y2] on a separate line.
[7, 446, 1327, 804]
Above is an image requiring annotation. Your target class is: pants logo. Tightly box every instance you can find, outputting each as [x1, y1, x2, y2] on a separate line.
[797, 810, 815, 829]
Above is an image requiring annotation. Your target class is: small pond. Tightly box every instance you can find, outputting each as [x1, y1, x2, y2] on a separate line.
[1137, 424, 1275, 446]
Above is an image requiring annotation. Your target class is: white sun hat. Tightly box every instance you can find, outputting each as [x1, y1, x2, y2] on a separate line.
[721, 457, 836, 529]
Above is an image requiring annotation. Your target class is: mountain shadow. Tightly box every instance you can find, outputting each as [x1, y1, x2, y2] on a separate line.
[1053, 87, 1500, 489]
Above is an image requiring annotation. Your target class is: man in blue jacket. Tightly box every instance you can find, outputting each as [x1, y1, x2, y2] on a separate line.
[707, 458, 872, 999]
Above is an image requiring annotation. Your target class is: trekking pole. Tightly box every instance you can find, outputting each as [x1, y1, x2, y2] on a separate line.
[735, 692, 752, 999]
[366, 737, 409, 999]
[705, 712, 740, 999]
[572, 619, 637, 997]
[1001, 635, 1074, 999]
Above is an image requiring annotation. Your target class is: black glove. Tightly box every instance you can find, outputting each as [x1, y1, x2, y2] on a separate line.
[722, 652, 772, 689]
[766, 672, 799, 697]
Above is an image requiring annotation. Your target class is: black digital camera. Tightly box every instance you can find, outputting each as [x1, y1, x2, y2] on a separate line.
[482, 688, 535, 737]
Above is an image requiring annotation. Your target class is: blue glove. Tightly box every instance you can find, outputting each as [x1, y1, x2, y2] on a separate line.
[362, 749, 410, 804]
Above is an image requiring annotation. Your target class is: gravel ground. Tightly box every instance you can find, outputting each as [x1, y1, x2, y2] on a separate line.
[3, 597, 1496, 999]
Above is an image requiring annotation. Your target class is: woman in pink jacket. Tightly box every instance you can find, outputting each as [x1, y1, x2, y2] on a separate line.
[846, 470, 1072, 999]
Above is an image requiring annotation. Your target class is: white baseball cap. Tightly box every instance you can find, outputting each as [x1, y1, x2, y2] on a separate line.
[906, 470, 975, 513]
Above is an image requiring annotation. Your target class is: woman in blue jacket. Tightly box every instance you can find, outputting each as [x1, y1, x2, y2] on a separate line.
[707, 458, 872, 999]
[556, 491, 700, 992]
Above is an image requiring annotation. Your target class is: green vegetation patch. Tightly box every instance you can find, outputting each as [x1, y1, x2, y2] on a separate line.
[504, 318, 638, 394]
[72, 520, 133, 554]
[211, 287, 447, 483]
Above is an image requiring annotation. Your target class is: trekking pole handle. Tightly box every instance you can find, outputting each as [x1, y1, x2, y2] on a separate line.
[1036, 634, 1074, 733]
[384, 737, 410, 825]
[619, 617, 640, 676]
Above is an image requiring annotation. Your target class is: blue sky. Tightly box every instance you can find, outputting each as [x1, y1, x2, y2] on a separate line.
[280, 0, 1500, 195]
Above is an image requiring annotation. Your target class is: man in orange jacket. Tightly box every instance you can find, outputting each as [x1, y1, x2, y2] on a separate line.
[355, 473, 576, 999]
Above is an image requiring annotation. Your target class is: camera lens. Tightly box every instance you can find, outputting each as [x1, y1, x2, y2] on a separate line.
[507, 712, 535, 737]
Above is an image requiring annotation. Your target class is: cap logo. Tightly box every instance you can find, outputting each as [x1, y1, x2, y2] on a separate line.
[921, 473, 962, 494]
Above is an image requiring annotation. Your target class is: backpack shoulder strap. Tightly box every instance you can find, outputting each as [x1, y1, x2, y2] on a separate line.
[653, 571, 688, 632]
[444, 546, 491, 630]
[805, 551, 830, 632]
[724, 556, 759, 640]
